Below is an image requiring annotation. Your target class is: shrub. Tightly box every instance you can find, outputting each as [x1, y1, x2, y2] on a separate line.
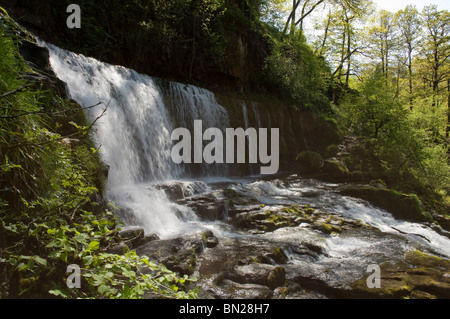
[0, 13, 198, 299]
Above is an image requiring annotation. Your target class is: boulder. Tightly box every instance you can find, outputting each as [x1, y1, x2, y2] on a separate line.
[321, 159, 351, 182]
[225, 264, 286, 290]
[340, 187, 432, 223]
[185, 196, 228, 221]
[351, 250, 450, 299]
[434, 214, 450, 233]
[135, 231, 218, 275]
[155, 183, 185, 201]
[296, 151, 323, 175]
[118, 226, 145, 248]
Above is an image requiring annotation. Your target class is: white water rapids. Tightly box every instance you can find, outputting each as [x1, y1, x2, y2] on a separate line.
[44, 42, 450, 263]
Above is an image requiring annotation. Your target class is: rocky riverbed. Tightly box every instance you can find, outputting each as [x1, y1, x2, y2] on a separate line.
[114, 175, 450, 299]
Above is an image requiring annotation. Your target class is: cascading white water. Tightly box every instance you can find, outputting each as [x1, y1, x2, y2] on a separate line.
[44, 42, 230, 237]
[44, 41, 450, 262]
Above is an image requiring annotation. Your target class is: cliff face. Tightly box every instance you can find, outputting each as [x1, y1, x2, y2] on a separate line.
[214, 94, 341, 174]
[2, 1, 340, 171]
[2, 0, 270, 95]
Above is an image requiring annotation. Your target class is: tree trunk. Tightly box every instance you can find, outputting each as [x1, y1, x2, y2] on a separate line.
[290, 0, 297, 35]
[320, 10, 332, 55]
[408, 46, 413, 110]
[447, 79, 450, 138]
[345, 20, 351, 88]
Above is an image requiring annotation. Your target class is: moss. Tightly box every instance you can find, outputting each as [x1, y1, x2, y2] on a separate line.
[296, 151, 323, 175]
[320, 223, 342, 234]
[325, 144, 339, 157]
[321, 159, 351, 182]
[320, 223, 334, 233]
[265, 212, 293, 228]
[269, 247, 288, 264]
[267, 266, 286, 290]
[351, 250, 450, 299]
[340, 187, 432, 223]
[302, 205, 315, 215]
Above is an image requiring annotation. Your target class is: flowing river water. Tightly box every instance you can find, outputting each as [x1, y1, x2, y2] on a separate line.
[44, 42, 450, 298]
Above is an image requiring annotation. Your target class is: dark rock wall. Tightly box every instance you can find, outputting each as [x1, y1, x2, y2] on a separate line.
[2, 0, 270, 95]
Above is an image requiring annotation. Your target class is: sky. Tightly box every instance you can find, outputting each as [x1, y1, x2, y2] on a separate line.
[372, 0, 450, 12]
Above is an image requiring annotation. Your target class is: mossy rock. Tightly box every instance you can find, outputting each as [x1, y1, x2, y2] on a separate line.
[319, 223, 342, 234]
[434, 214, 450, 233]
[315, 116, 343, 147]
[296, 151, 323, 175]
[325, 144, 339, 158]
[352, 250, 450, 299]
[340, 187, 432, 223]
[321, 159, 351, 182]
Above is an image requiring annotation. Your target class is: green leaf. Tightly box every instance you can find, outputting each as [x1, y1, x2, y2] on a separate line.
[33, 256, 47, 267]
[59, 252, 68, 262]
[83, 255, 94, 266]
[98, 284, 109, 295]
[88, 240, 100, 251]
[45, 240, 60, 248]
[49, 289, 70, 298]
[17, 263, 27, 271]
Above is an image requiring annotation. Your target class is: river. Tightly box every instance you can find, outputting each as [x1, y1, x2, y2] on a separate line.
[43, 41, 450, 298]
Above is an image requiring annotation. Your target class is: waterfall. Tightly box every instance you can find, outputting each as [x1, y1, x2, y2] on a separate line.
[37, 40, 450, 299]
[43, 42, 450, 260]
[44, 42, 230, 237]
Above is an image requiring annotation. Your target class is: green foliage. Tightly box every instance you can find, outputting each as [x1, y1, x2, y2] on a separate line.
[0, 14, 198, 299]
[264, 33, 331, 109]
[339, 70, 406, 139]
[336, 69, 450, 211]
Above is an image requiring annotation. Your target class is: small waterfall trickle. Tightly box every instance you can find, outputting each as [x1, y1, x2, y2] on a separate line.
[241, 102, 249, 130]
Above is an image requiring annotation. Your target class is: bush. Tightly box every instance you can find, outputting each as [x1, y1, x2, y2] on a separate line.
[0, 12, 198, 299]
[335, 69, 450, 214]
[264, 33, 331, 110]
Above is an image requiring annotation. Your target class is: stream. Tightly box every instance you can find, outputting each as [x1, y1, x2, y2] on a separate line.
[43, 41, 450, 299]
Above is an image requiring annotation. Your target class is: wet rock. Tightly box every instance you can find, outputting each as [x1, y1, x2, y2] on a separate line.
[340, 187, 432, 223]
[204, 280, 274, 299]
[222, 188, 259, 206]
[434, 214, 450, 233]
[119, 226, 145, 239]
[202, 230, 219, 248]
[352, 250, 450, 299]
[225, 264, 286, 290]
[259, 247, 288, 265]
[230, 206, 307, 233]
[296, 151, 323, 175]
[135, 231, 208, 275]
[138, 233, 160, 246]
[285, 262, 340, 297]
[155, 183, 185, 201]
[105, 242, 129, 255]
[119, 226, 145, 248]
[229, 204, 365, 236]
[184, 196, 228, 221]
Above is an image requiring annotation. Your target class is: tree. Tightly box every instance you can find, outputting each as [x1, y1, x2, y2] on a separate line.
[421, 6, 450, 101]
[259, 0, 289, 29]
[313, 0, 372, 102]
[419, 6, 450, 138]
[283, 0, 326, 35]
[264, 33, 330, 109]
[367, 10, 398, 79]
[395, 5, 422, 109]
